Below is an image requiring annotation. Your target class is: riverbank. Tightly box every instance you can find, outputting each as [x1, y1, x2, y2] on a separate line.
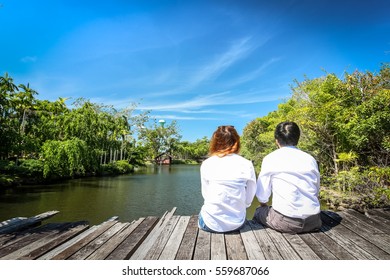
[0, 159, 136, 189]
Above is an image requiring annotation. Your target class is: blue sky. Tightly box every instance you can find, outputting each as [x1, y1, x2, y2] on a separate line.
[1, 0, 389, 141]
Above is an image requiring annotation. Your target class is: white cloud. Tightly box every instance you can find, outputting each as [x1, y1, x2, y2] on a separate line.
[188, 37, 254, 86]
[21, 56, 37, 63]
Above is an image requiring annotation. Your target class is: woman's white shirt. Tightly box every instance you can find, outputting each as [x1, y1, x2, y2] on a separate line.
[200, 153, 257, 232]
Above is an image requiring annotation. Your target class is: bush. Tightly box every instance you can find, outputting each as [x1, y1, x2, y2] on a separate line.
[99, 160, 133, 175]
[16, 159, 44, 178]
[322, 166, 390, 209]
[114, 160, 133, 174]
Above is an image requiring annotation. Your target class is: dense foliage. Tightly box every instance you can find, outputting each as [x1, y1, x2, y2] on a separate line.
[241, 64, 390, 210]
[0, 74, 151, 183]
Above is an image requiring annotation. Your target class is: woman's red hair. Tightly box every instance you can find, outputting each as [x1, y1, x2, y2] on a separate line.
[209, 125, 240, 157]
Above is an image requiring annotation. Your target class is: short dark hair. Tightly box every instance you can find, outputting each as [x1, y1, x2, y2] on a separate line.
[274, 121, 300, 146]
[209, 125, 240, 156]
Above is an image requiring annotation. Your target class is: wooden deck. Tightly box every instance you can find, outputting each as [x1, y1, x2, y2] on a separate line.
[0, 208, 389, 260]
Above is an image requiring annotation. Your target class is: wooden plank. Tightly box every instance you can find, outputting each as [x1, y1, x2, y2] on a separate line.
[346, 209, 390, 234]
[38, 225, 100, 260]
[240, 221, 265, 260]
[86, 221, 137, 260]
[0, 222, 63, 253]
[367, 208, 390, 220]
[175, 215, 198, 260]
[282, 233, 320, 260]
[0, 211, 59, 234]
[210, 233, 226, 260]
[18, 222, 89, 259]
[265, 228, 301, 260]
[225, 231, 247, 260]
[0, 233, 18, 246]
[144, 215, 180, 260]
[322, 212, 389, 259]
[299, 233, 337, 260]
[310, 230, 355, 260]
[106, 217, 158, 260]
[49, 220, 118, 260]
[193, 228, 211, 260]
[248, 221, 282, 260]
[159, 216, 190, 260]
[68, 222, 126, 260]
[0, 223, 71, 259]
[321, 213, 376, 259]
[130, 208, 176, 260]
[0, 223, 75, 260]
[324, 211, 390, 256]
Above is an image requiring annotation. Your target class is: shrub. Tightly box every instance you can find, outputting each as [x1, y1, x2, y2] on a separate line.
[99, 160, 133, 175]
[16, 159, 44, 178]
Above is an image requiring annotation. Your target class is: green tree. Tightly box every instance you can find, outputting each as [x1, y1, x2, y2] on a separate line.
[139, 120, 182, 161]
[42, 138, 95, 178]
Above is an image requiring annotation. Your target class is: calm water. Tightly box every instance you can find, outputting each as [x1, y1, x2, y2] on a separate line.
[0, 165, 261, 225]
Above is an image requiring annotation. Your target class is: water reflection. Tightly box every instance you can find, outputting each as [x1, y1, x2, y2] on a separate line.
[0, 165, 203, 225]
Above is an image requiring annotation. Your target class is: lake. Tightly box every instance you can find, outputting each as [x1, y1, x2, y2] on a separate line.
[0, 165, 260, 225]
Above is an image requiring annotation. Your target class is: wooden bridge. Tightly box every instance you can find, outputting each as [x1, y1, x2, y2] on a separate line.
[0, 208, 389, 260]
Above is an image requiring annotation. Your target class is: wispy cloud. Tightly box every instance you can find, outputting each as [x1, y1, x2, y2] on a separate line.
[188, 37, 255, 87]
[21, 56, 37, 63]
[150, 114, 220, 121]
[226, 57, 282, 86]
[137, 90, 282, 113]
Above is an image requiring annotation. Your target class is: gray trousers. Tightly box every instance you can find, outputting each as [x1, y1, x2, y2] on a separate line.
[253, 206, 322, 234]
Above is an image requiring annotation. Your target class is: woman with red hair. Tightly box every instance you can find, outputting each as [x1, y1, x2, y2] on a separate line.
[198, 125, 257, 233]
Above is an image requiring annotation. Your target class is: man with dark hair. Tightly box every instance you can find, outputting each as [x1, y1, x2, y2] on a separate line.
[253, 121, 322, 234]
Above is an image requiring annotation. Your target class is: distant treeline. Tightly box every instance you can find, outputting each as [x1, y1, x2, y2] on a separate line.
[241, 63, 390, 210]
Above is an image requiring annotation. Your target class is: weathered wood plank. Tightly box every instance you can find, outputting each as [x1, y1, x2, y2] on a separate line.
[144, 215, 180, 260]
[106, 217, 159, 260]
[347, 209, 390, 234]
[130, 208, 176, 260]
[324, 210, 390, 256]
[0, 223, 69, 259]
[0, 222, 64, 254]
[175, 215, 198, 260]
[321, 213, 376, 259]
[225, 231, 247, 260]
[159, 216, 190, 260]
[18, 222, 89, 260]
[240, 221, 266, 260]
[0, 223, 74, 260]
[367, 208, 390, 220]
[265, 228, 301, 260]
[49, 220, 119, 260]
[248, 221, 283, 260]
[282, 233, 320, 260]
[193, 227, 211, 260]
[210, 233, 226, 260]
[310, 230, 355, 259]
[38, 225, 99, 260]
[299, 233, 337, 260]
[0, 211, 59, 234]
[86, 220, 138, 260]
[68, 222, 126, 260]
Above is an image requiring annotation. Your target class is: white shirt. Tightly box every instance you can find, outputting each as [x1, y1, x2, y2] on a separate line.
[200, 153, 257, 232]
[256, 146, 320, 219]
